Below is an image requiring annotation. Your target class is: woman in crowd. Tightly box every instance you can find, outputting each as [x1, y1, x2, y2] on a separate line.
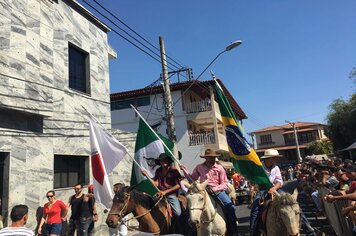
[38, 190, 68, 236]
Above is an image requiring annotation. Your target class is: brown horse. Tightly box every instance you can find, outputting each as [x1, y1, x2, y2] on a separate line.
[106, 186, 171, 235]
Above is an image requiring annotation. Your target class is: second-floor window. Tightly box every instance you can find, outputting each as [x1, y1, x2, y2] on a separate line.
[260, 134, 273, 144]
[69, 43, 90, 94]
[111, 96, 150, 110]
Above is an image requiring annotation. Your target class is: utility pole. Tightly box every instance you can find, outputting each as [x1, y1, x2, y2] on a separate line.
[286, 121, 302, 163]
[248, 132, 255, 149]
[159, 36, 178, 158]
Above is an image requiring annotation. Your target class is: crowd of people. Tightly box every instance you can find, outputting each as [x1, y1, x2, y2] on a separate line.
[1, 148, 354, 236]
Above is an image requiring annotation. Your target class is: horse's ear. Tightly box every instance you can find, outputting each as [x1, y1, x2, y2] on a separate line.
[291, 188, 298, 201]
[182, 180, 191, 189]
[201, 179, 209, 189]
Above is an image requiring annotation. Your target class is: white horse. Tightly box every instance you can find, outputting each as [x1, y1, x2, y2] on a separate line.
[185, 180, 226, 236]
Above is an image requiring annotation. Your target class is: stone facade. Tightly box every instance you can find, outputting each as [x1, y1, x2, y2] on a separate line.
[0, 0, 133, 234]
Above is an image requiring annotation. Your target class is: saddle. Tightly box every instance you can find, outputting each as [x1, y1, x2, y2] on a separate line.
[206, 187, 226, 214]
[257, 199, 272, 234]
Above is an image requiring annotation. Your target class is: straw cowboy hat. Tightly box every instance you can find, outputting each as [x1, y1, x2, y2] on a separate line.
[200, 149, 221, 158]
[261, 149, 282, 159]
[154, 153, 173, 165]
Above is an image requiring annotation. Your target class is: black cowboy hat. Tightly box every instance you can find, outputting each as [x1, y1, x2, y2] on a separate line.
[154, 153, 174, 166]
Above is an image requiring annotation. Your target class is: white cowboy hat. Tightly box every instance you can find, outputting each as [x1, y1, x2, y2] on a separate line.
[261, 149, 282, 159]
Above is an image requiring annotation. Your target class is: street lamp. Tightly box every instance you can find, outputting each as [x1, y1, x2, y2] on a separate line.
[285, 120, 302, 163]
[173, 40, 242, 105]
[195, 40, 243, 81]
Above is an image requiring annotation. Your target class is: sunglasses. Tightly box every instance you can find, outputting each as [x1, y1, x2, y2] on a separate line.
[47, 195, 54, 199]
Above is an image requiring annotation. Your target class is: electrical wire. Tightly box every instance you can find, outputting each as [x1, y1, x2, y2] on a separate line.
[81, 0, 183, 71]
[89, 0, 185, 68]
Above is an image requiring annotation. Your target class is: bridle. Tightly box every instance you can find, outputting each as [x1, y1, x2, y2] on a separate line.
[108, 193, 131, 218]
[188, 189, 218, 225]
[108, 191, 165, 235]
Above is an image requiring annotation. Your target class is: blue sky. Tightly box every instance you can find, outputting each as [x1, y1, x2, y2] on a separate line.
[82, 1, 355, 135]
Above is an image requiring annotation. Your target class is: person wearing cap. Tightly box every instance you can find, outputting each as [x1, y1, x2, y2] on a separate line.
[325, 165, 356, 203]
[86, 185, 97, 236]
[180, 148, 240, 236]
[142, 153, 183, 233]
[249, 149, 283, 236]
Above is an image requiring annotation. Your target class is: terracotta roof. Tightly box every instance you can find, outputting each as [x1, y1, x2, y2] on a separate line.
[110, 79, 247, 119]
[282, 128, 318, 134]
[255, 145, 308, 153]
[253, 122, 325, 133]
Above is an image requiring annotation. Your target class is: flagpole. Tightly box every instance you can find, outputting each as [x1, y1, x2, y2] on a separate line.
[130, 105, 194, 182]
[82, 106, 160, 192]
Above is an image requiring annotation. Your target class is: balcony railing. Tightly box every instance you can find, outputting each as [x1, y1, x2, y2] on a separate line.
[184, 100, 212, 113]
[189, 132, 215, 146]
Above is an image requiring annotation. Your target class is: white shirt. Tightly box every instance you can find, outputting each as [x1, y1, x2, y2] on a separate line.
[0, 226, 34, 236]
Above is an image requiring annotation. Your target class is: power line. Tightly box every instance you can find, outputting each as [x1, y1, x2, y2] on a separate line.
[89, 0, 185, 69]
[81, 0, 183, 71]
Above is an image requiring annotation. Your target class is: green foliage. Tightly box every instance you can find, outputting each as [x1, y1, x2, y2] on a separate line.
[326, 93, 356, 151]
[307, 140, 333, 155]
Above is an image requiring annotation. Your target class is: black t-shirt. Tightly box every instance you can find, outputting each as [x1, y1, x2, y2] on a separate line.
[80, 196, 95, 218]
[70, 194, 84, 220]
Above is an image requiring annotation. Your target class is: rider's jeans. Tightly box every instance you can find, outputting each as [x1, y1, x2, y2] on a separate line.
[166, 194, 182, 217]
[250, 190, 264, 235]
[217, 191, 239, 235]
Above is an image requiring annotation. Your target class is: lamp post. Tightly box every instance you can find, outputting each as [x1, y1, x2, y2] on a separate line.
[194, 40, 242, 81]
[286, 120, 302, 163]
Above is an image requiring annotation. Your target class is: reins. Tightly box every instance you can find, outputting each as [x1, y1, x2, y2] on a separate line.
[190, 189, 219, 225]
[109, 191, 166, 235]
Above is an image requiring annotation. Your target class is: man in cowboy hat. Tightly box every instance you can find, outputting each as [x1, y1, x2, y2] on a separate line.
[142, 153, 183, 233]
[250, 149, 283, 236]
[180, 148, 240, 236]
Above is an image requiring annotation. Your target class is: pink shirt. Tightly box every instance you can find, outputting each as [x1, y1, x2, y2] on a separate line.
[186, 162, 228, 192]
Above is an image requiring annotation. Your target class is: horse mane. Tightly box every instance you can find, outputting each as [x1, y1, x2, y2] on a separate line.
[275, 192, 297, 206]
[188, 181, 206, 193]
[115, 186, 155, 209]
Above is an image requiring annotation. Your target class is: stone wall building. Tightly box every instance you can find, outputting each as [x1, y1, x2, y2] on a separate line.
[0, 0, 133, 234]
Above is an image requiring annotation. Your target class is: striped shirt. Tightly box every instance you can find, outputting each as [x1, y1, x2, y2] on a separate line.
[0, 227, 34, 236]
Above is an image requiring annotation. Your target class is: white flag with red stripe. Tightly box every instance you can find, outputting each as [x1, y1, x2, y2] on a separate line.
[89, 116, 128, 209]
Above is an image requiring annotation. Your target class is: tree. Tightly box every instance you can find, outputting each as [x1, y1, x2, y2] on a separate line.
[307, 140, 333, 155]
[326, 93, 356, 151]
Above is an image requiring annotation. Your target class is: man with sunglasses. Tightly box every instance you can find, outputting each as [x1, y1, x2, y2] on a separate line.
[68, 184, 84, 236]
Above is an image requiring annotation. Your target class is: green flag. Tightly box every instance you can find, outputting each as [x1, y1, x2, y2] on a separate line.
[130, 118, 173, 195]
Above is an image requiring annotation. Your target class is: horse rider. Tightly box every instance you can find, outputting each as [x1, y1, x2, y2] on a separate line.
[249, 149, 283, 236]
[142, 153, 183, 234]
[250, 149, 317, 236]
[180, 148, 240, 236]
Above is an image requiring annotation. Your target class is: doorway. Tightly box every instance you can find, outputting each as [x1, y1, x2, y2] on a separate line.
[0, 152, 9, 227]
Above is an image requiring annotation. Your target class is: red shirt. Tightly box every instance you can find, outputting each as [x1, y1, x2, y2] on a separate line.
[154, 166, 182, 195]
[349, 181, 356, 193]
[43, 200, 67, 224]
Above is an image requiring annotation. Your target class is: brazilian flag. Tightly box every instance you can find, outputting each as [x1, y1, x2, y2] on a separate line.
[214, 80, 272, 189]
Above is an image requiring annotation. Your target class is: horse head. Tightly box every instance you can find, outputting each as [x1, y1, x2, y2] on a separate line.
[106, 186, 132, 228]
[185, 180, 209, 227]
[273, 188, 300, 236]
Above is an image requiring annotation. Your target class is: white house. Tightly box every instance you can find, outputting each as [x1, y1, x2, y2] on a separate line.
[111, 79, 247, 172]
[0, 0, 120, 234]
[252, 122, 328, 163]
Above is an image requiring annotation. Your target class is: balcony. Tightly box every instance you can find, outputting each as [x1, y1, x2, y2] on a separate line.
[188, 132, 228, 152]
[189, 132, 215, 146]
[184, 100, 212, 114]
